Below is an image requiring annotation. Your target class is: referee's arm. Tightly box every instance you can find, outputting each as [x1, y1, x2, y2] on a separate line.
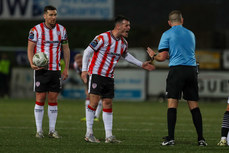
[147, 47, 169, 62]
[155, 51, 169, 62]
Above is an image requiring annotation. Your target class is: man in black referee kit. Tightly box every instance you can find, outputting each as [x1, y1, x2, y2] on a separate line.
[147, 10, 207, 146]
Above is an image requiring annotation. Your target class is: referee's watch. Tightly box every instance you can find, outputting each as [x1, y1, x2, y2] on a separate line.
[151, 53, 157, 61]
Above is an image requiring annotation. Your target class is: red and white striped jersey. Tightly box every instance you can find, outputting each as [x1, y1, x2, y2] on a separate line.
[88, 31, 128, 78]
[28, 22, 68, 71]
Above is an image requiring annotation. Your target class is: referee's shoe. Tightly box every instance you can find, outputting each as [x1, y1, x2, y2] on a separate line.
[161, 136, 175, 146]
[198, 139, 207, 146]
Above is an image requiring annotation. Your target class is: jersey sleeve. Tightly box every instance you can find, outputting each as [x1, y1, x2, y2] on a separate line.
[158, 32, 169, 52]
[28, 27, 37, 42]
[62, 28, 68, 40]
[89, 35, 104, 51]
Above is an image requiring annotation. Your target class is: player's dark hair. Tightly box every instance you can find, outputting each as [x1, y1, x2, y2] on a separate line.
[44, 5, 57, 13]
[169, 10, 182, 23]
[114, 15, 129, 26]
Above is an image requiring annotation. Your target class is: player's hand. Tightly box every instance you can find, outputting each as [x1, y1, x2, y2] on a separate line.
[62, 68, 69, 80]
[142, 61, 155, 71]
[147, 47, 156, 59]
[81, 71, 88, 84]
[31, 64, 44, 70]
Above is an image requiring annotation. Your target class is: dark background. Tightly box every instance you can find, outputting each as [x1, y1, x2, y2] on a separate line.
[1, 0, 229, 50]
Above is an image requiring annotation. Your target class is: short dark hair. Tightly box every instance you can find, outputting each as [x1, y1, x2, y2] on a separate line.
[44, 5, 56, 13]
[169, 10, 182, 23]
[114, 15, 129, 25]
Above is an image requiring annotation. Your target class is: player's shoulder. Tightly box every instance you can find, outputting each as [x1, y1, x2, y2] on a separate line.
[30, 23, 44, 31]
[121, 37, 128, 45]
[99, 31, 109, 37]
[56, 23, 66, 29]
[29, 23, 41, 33]
[93, 32, 107, 42]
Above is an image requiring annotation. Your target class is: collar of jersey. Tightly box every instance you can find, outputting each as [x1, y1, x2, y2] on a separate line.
[109, 31, 121, 41]
[172, 25, 183, 28]
[44, 22, 56, 30]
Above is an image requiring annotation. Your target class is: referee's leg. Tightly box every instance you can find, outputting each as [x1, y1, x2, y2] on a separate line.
[188, 101, 205, 141]
[167, 99, 178, 140]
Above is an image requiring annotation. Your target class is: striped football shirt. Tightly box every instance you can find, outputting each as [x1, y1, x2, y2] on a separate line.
[28, 22, 68, 71]
[88, 31, 128, 78]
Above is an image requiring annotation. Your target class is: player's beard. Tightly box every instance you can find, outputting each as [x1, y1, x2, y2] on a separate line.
[50, 21, 56, 28]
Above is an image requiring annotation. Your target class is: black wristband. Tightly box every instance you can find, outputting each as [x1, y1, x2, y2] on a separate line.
[151, 53, 157, 61]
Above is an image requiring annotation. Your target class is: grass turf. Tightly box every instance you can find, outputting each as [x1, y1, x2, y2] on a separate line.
[0, 98, 228, 153]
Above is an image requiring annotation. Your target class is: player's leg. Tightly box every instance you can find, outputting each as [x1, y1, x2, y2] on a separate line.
[99, 76, 120, 143]
[46, 71, 62, 138]
[102, 98, 113, 138]
[102, 98, 120, 143]
[34, 70, 47, 138]
[94, 99, 102, 120]
[47, 91, 60, 138]
[85, 93, 100, 142]
[218, 103, 229, 146]
[34, 92, 46, 138]
[84, 74, 102, 143]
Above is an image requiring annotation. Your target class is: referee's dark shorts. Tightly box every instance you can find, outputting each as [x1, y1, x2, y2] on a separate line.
[166, 65, 199, 101]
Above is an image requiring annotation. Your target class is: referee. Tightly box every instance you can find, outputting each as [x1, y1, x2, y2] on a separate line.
[147, 10, 207, 146]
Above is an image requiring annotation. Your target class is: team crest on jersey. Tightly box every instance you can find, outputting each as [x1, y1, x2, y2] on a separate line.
[90, 37, 101, 48]
[36, 81, 40, 87]
[121, 43, 125, 49]
[57, 31, 61, 36]
[92, 83, 97, 89]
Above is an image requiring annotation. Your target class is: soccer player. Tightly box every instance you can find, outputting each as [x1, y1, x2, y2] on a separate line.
[147, 10, 207, 146]
[73, 54, 102, 122]
[27, 5, 70, 138]
[81, 15, 155, 143]
[217, 102, 229, 146]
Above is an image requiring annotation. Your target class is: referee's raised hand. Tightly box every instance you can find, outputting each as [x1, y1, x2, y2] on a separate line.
[147, 47, 156, 59]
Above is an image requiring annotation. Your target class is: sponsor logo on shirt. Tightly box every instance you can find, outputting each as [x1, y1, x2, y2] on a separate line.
[109, 52, 121, 57]
[45, 41, 60, 44]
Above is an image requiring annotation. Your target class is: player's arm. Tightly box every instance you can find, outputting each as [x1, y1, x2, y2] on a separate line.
[27, 41, 41, 70]
[122, 52, 155, 70]
[81, 46, 94, 83]
[62, 42, 70, 80]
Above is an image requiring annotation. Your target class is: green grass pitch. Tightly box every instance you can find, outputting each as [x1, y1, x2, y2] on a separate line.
[0, 98, 228, 153]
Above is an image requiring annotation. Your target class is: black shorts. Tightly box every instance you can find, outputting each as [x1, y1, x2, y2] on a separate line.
[166, 66, 199, 101]
[34, 70, 62, 92]
[88, 74, 114, 99]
